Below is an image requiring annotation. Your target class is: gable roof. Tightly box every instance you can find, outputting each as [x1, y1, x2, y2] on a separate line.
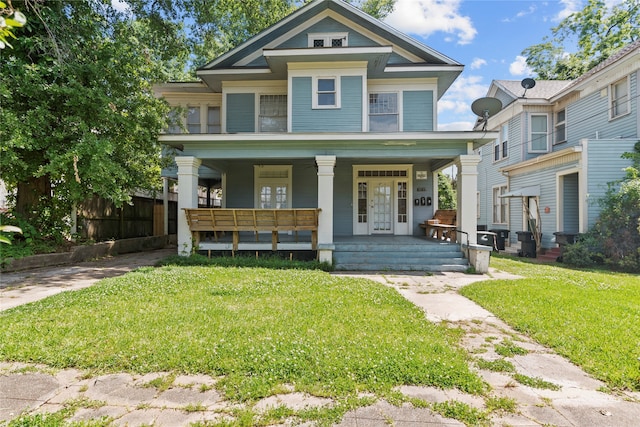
[196, 0, 463, 97]
[491, 80, 573, 101]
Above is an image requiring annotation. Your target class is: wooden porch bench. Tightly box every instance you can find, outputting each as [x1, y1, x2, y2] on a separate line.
[183, 208, 321, 252]
[419, 209, 458, 243]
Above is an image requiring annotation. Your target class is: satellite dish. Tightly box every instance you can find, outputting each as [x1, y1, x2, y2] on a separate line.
[471, 97, 502, 130]
[521, 78, 536, 97]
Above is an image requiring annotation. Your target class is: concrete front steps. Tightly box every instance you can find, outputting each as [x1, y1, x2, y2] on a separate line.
[333, 239, 469, 272]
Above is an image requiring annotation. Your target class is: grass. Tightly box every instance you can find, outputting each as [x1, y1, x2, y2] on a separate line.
[0, 265, 485, 408]
[513, 374, 561, 391]
[460, 255, 640, 391]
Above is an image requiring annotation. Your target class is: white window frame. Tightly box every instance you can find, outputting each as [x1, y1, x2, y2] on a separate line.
[312, 75, 340, 109]
[492, 185, 508, 225]
[186, 106, 201, 134]
[368, 92, 399, 132]
[308, 32, 348, 48]
[529, 113, 550, 153]
[609, 76, 630, 120]
[493, 123, 508, 162]
[207, 106, 221, 134]
[258, 94, 288, 133]
[254, 165, 292, 209]
[554, 109, 566, 145]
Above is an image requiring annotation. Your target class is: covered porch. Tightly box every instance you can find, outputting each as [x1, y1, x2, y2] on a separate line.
[162, 131, 496, 271]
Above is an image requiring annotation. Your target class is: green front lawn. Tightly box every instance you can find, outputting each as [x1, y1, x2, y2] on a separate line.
[460, 256, 640, 391]
[0, 265, 485, 405]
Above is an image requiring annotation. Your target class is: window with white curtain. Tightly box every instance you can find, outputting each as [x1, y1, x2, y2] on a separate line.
[259, 95, 287, 132]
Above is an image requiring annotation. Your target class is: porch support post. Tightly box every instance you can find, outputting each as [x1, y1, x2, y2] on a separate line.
[176, 156, 201, 256]
[162, 177, 169, 236]
[456, 154, 481, 246]
[316, 155, 336, 264]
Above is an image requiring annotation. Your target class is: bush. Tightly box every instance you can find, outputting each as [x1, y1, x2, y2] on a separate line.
[562, 233, 605, 268]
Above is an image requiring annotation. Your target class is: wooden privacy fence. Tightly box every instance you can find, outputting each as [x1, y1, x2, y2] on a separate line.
[183, 208, 321, 252]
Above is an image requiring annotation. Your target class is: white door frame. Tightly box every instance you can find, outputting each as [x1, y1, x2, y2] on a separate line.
[352, 165, 413, 235]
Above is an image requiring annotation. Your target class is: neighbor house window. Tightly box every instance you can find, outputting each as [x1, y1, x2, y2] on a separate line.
[313, 76, 339, 108]
[254, 165, 292, 209]
[308, 32, 348, 48]
[530, 114, 549, 152]
[187, 106, 201, 134]
[494, 123, 508, 161]
[207, 107, 221, 134]
[555, 109, 566, 144]
[369, 93, 398, 132]
[259, 95, 287, 132]
[610, 77, 629, 119]
[493, 185, 508, 224]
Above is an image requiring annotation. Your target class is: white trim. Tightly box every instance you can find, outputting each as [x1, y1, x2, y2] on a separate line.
[609, 75, 631, 121]
[555, 167, 582, 233]
[307, 31, 349, 47]
[492, 184, 509, 225]
[528, 113, 550, 153]
[253, 165, 293, 209]
[263, 46, 392, 58]
[351, 164, 413, 235]
[384, 65, 464, 73]
[313, 75, 340, 109]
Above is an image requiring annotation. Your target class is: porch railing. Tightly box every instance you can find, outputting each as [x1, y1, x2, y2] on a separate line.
[183, 208, 321, 252]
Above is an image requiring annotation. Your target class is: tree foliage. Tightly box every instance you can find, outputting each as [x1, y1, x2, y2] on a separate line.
[0, 0, 26, 49]
[523, 0, 640, 80]
[1, 1, 176, 233]
[437, 172, 457, 210]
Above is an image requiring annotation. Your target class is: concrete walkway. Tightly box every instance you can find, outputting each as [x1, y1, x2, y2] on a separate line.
[1, 251, 639, 426]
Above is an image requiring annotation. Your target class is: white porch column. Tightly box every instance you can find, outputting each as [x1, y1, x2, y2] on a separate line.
[176, 156, 201, 256]
[316, 155, 336, 264]
[456, 154, 481, 246]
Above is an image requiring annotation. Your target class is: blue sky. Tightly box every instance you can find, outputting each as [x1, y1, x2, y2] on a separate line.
[383, 0, 587, 130]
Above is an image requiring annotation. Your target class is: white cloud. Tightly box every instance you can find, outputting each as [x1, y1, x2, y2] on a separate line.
[509, 55, 533, 76]
[438, 121, 476, 131]
[554, 0, 582, 21]
[470, 58, 487, 70]
[112, 0, 130, 13]
[437, 74, 489, 130]
[384, 0, 477, 45]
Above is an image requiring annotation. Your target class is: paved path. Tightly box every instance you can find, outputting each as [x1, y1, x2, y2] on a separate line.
[1, 252, 639, 426]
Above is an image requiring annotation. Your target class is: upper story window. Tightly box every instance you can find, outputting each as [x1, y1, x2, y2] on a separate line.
[530, 114, 549, 153]
[167, 109, 182, 134]
[308, 32, 348, 48]
[554, 109, 566, 144]
[369, 93, 398, 132]
[494, 123, 508, 162]
[610, 76, 630, 119]
[259, 95, 287, 132]
[313, 76, 340, 109]
[187, 106, 201, 134]
[207, 107, 221, 134]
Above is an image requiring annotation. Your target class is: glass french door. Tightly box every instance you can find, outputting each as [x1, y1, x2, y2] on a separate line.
[354, 177, 410, 235]
[371, 181, 393, 233]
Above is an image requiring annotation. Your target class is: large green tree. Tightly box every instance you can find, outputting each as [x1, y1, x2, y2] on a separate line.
[523, 0, 640, 80]
[0, 1, 182, 232]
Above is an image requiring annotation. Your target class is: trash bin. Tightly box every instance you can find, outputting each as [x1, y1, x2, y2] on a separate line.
[477, 231, 496, 251]
[516, 231, 538, 258]
[489, 229, 510, 251]
[553, 232, 580, 261]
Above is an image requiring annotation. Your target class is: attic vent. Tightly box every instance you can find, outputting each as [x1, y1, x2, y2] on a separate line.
[308, 32, 348, 48]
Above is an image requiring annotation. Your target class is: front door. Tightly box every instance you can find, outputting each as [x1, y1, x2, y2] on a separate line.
[353, 165, 412, 235]
[371, 181, 393, 234]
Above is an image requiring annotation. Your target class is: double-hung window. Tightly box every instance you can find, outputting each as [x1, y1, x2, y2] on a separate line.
[492, 185, 508, 224]
[494, 123, 508, 161]
[207, 107, 221, 134]
[313, 76, 339, 109]
[187, 106, 201, 134]
[554, 109, 566, 144]
[610, 77, 630, 119]
[530, 114, 549, 153]
[369, 93, 398, 132]
[259, 95, 287, 132]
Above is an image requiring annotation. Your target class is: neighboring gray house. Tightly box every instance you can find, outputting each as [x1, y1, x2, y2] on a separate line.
[475, 40, 639, 253]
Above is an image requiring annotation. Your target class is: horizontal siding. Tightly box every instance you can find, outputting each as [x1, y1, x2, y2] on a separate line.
[586, 139, 636, 227]
[292, 76, 362, 132]
[403, 90, 433, 131]
[227, 93, 255, 133]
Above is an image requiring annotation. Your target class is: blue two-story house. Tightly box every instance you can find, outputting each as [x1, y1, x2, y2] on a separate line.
[155, 0, 496, 270]
[475, 40, 639, 254]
